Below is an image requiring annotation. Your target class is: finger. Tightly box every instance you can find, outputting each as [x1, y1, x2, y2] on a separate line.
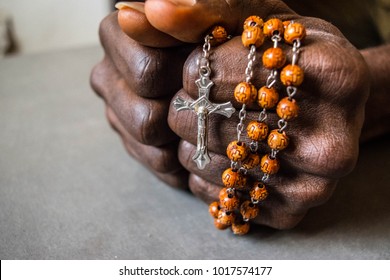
[175, 119, 356, 181]
[144, 0, 295, 42]
[91, 56, 177, 146]
[116, 2, 183, 47]
[178, 139, 293, 186]
[106, 105, 189, 185]
[188, 171, 337, 229]
[181, 35, 366, 107]
[98, 12, 193, 98]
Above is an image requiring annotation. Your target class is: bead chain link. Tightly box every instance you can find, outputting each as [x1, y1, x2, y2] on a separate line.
[254, 33, 284, 184]
[236, 44, 256, 144]
[245, 45, 257, 83]
[278, 39, 302, 134]
[198, 35, 212, 78]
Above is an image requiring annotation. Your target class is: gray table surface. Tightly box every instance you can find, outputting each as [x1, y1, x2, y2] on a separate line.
[0, 46, 389, 260]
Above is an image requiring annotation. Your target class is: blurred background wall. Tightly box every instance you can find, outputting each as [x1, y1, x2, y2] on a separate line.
[0, 0, 112, 56]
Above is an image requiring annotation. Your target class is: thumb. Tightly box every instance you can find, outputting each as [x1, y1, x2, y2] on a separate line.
[144, 0, 295, 42]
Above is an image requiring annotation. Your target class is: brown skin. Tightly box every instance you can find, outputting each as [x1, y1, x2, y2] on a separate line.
[90, 0, 390, 229]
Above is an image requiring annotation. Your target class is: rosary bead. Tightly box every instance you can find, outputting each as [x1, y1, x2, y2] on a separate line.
[267, 129, 289, 150]
[226, 140, 248, 162]
[232, 221, 250, 235]
[242, 152, 261, 170]
[257, 86, 279, 109]
[284, 22, 306, 44]
[281, 64, 304, 87]
[260, 154, 280, 175]
[219, 187, 228, 201]
[211, 26, 228, 45]
[243, 15, 264, 29]
[240, 200, 259, 221]
[263, 18, 285, 37]
[242, 26, 265, 48]
[234, 82, 257, 105]
[250, 181, 269, 202]
[218, 210, 236, 226]
[262, 47, 286, 69]
[222, 168, 247, 189]
[246, 120, 269, 141]
[209, 201, 220, 219]
[219, 188, 240, 212]
[276, 97, 299, 120]
[214, 218, 229, 230]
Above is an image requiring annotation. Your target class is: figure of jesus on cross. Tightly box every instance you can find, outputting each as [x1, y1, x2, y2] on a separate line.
[173, 74, 236, 169]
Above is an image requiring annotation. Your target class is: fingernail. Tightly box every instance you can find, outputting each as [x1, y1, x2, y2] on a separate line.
[167, 0, 196, 6]
[115, 1, 145, 13]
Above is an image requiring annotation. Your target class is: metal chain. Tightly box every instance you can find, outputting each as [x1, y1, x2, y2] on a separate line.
[265, 69, 278, 88]
[278, 118, 288, 132]
[245, 45, 257, 83]
[198, 35, 211, 78]
[236, 104, 247, 142]
[291, 39, 301, 66]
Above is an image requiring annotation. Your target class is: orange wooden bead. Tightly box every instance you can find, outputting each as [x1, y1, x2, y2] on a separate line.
[209, 201, 220, 219]
[263, 18, 285, 37]
[219, 189, 240, 211]
[214, 218, 229, 230]
[219, 188, 229, 200]
[267, 129, 289, 150]
[281, 64, 304, 86]
[262, 47, 286, 69]
[226, 141, 248, 162]
[260, 154, 280, 175]
[242, 152, 261, 170]
[242, 154, 261, 170]
[284, 22, 306, 44]
[257, 86, 279, 109]
[232, 222, 250, 235]
[240, 200, 259, 221]
[242, 26, 265, 48]
[243, 15, 264, 29]
[221, 168, 247, 189]
[234, 82, 257, 105]
[276, 97, 299, 120]
[283, 21, 291, 29]
[211, 25, 228, 45]
[218, 210, 236, 226]
[246, 120, 269, 141]
[250, 181, 269, 202]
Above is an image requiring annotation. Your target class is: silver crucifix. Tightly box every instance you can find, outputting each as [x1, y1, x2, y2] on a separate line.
[173, 74, 235, 169]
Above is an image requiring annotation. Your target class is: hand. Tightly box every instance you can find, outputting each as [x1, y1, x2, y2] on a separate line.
[92, 0, 370, 229]
[90, 11, 195, 189]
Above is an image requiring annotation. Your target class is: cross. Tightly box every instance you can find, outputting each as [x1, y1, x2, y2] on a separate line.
[173, 76, 235, 169]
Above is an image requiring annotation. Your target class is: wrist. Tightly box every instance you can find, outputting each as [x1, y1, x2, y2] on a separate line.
[360, 44, 390, 142]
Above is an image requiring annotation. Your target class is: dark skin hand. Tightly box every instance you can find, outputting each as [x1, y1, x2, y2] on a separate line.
[91, 0, 390, 229]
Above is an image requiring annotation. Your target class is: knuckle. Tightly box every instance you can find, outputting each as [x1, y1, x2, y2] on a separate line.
[299, 133, 358, 177]
[261, 208, 306, 230]
[120, 99, 173, 146]
[188, 173, 220, 204]
[285, 179, 337, 210]
[98, 13, 116, 44]
[272, 215, 305, 230]
[310, 41, 369, 101]
[90, 62, 107, 99]
[143, 146, 181, 174]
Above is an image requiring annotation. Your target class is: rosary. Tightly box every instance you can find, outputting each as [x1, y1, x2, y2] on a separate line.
[174, 16, 306, 235]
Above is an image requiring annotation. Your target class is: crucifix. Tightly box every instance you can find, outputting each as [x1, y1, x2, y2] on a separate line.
[173, 74, 235, 169]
